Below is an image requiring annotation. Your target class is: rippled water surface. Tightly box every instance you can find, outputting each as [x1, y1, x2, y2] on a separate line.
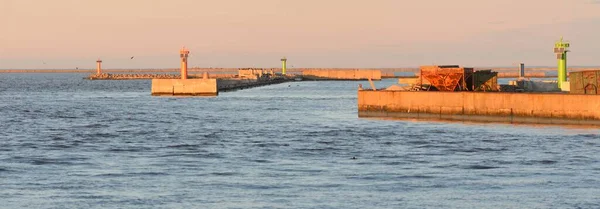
[1, 73, 599, 208]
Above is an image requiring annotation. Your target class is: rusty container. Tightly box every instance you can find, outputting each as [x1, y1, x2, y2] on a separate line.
[472, 70, 499, 91]
[420, 65, 473, 91]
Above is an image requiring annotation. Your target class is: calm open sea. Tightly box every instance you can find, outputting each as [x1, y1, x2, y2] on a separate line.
[0, 73, 599, 208]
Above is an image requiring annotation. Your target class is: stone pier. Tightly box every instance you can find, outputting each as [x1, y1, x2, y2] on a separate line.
[358, 90, 600, 125]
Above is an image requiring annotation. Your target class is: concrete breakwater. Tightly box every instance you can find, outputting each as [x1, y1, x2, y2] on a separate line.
[151, 77, 294, 96]
[358, 90, 600, 125]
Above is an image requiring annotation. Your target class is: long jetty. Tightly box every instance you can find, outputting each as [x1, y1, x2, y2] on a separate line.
[4, 67, 599, 79]
[87, 73, 237, 80]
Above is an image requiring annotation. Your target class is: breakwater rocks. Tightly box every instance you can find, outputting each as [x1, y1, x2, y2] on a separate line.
[218, 78, 290, 92]
[88, 73, 181, 80]
[87, 73, 238, 80]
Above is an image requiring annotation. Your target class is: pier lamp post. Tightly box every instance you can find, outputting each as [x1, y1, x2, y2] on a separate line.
[281, 57, 287, 75]
[554, 37, 570, 88]
[96, 59, 102, 75]
[180, 47, 190, 79]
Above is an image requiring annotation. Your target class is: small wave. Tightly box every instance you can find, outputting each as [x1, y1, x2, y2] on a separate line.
[7, 119, 24, 123]
[0, 167, 14, 173]
[254, 142, 290, 148]
[94, 173, 125, 177]
[127, 118, 174, 124]
[56, 115, 78, 119]
[133, 130, 158, 135]
[576, 134, 600, 139]
[374, 155, 404, 159]
[491, 160, 514, 165]
[383, 161, 406, 165]
[47, 144, 73, 149]
[405, 140, 430, 145]
[397, 175, 436, 179]
[294, 147, 342, 152]
[75, 124, 109, 129]
[236, 183, 291, 190]
[481, 139, 501, 143]
[449, 147, 508, 153]
[166, 144, 201, 149]
[463, 165, 501, 170]
[131, 172, 168, 176]
[250, 159, 272, 163]
[210, 172, 239, 176]
[51, 136, 66, 141]
[274, 168, 324, 173]
[304, 183, 343, 188]
[30, 158, 77, 166]
[107, 147, 152, 152]
[203, 132, 220, 139]
[89, 133, 120, 138]
[346, 175, 379, 180]
[73, 194, 113, 200]
[381, 141, 394, 145]
[317, 140, 335, 145]
[523, 160, 558, 165]
[428, 129, 448, 134]
[415, 144, 451, 149]
[94, 172, 168, 177]
[48, 128, 68, 132]
[157, 152, 223, 159]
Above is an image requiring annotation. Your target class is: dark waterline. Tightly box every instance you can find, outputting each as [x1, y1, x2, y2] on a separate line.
[0, 73, 599, 208]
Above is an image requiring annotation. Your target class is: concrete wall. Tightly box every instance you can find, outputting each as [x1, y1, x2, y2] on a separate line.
[358, 90, 600, 125]
[151, 79, 218, 96]
[508, 80, 561, 92]
[302, 69, 381, 80]
[570, 70, 600, 95]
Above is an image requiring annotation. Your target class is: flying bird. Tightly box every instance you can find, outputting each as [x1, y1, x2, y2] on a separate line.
[130, 56, 135, 60]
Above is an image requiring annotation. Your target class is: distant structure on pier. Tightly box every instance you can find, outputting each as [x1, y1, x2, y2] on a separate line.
[180, 47, 190, 79]
[96, 59, 102, 75]
[519, 63, 525, 79]
[281, 57, 287, 75]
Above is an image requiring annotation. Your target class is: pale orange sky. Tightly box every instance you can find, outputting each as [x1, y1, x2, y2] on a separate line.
[1, 0, 599, 69]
